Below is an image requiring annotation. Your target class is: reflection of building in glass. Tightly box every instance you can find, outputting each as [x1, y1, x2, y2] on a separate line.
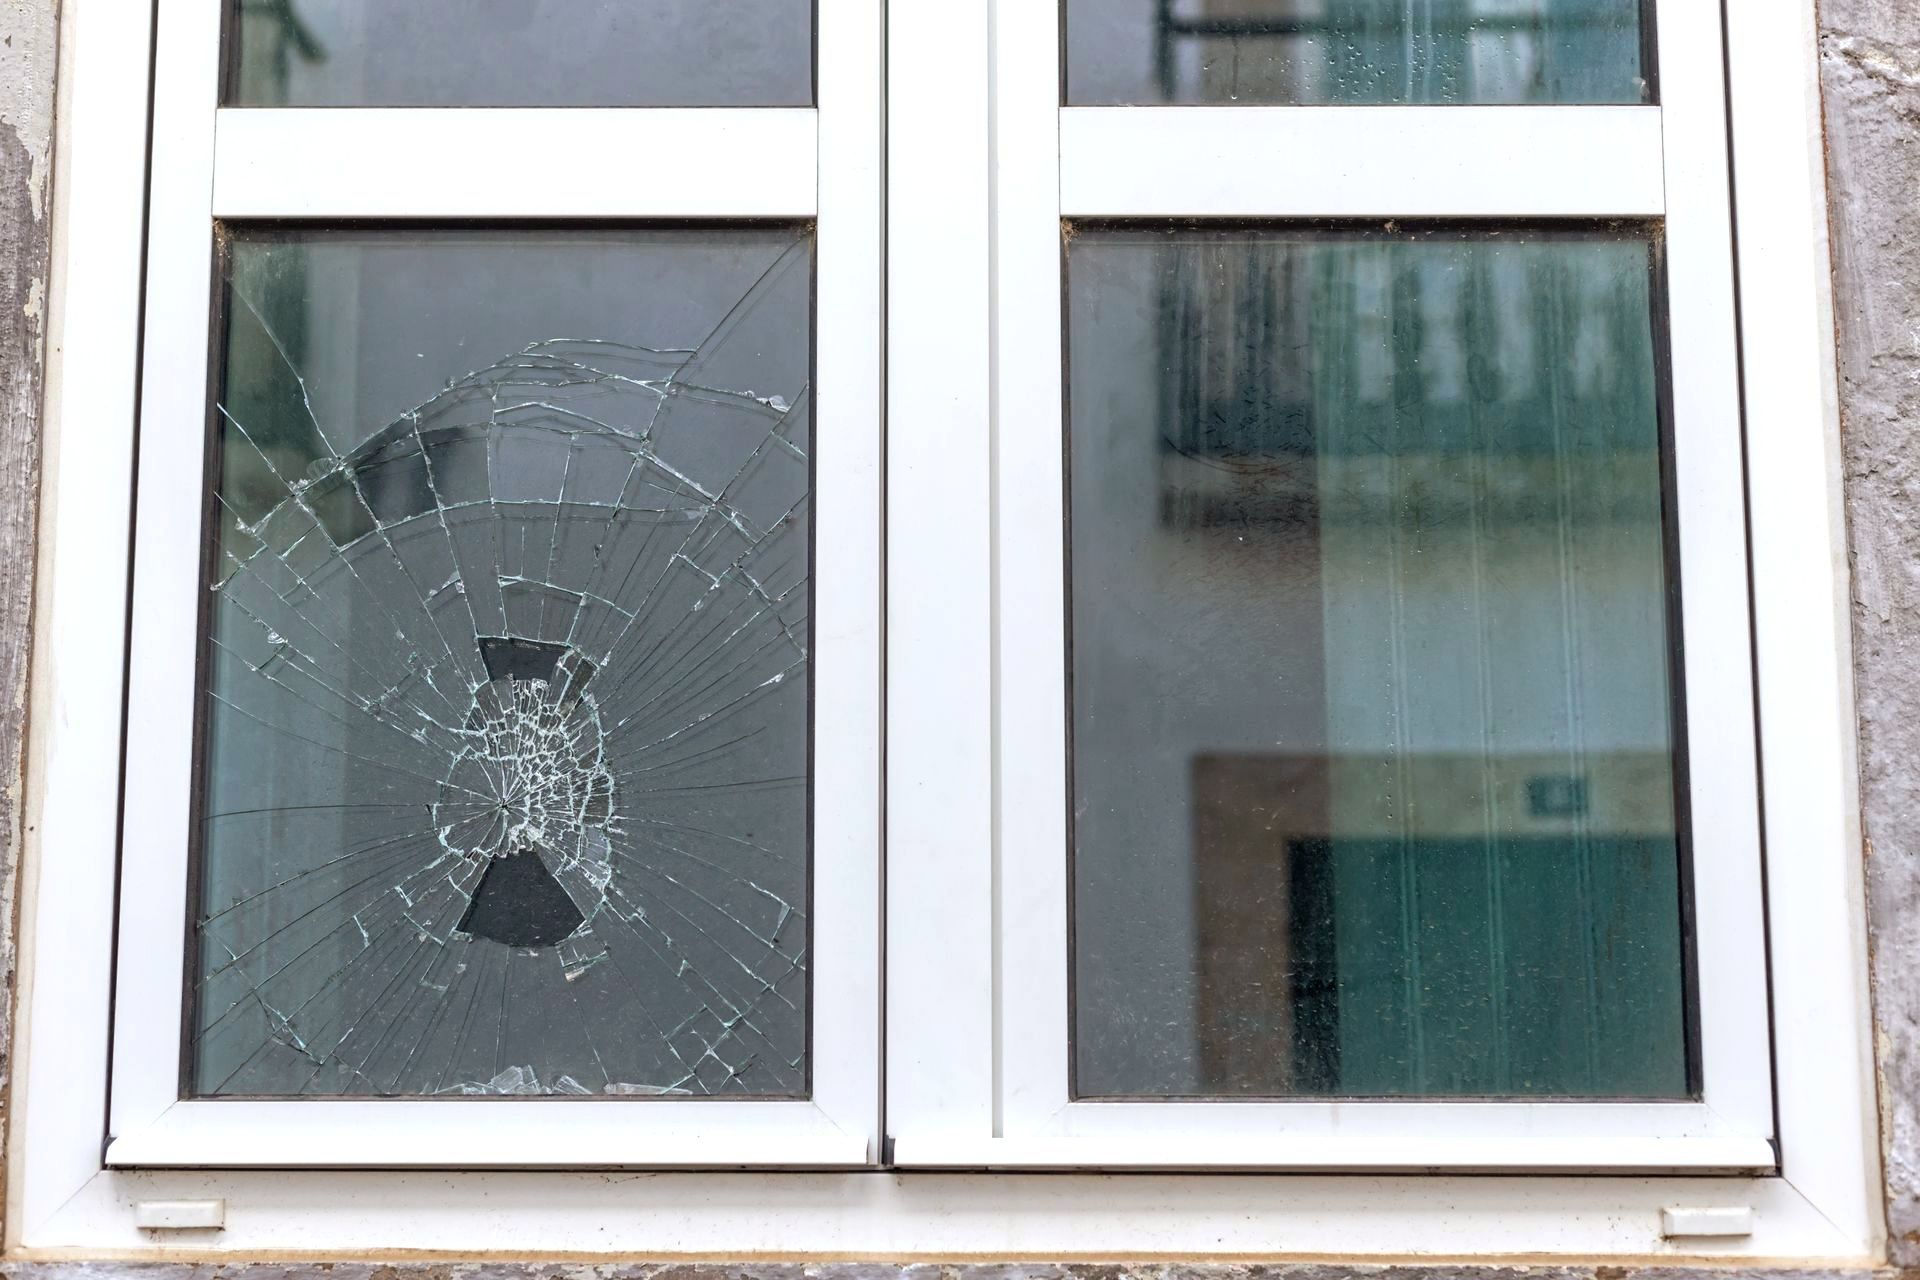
[230, 0, 327, 106]
[1069, 229, 1688, 1099]
[1146, 0, 1647, 103]
[1192, 755, 1683, 1095]
[224, 0, 812, 107]
[195, 232, 814, 1099]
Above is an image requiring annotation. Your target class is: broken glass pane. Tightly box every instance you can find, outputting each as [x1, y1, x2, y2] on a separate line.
[1066, 0, 1649, 105]
[1066, 225, 1690, 1098]
[192, 228, 813, 1098]
[227, 0, 812, 106]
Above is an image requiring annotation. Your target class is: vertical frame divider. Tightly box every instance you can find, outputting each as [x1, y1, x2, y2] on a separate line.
[1653, 0, 1776, 1139]
[883, 0, 999, 1141]
[812, 0, 888, 1155]
[9, 0, 158, 1238]
[993, 0, 1071, 1134]
[1724, 0, 1882, 1247]
[110, 0, 223, 1143]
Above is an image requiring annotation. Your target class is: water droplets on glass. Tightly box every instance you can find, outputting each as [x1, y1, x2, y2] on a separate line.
[1065, 0, 1650, 105]
[1066, 224, 1692, 1100]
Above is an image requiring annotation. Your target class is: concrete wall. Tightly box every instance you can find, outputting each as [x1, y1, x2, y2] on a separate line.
[1823, 0, 1920, 1267]
[0, 0, 57, 1213]
[0, 1269, 1896, 1280]
[0, 0, 1917, 1271]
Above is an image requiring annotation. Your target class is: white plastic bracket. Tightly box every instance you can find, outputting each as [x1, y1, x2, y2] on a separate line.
[1662, 1206, 1754, 1238]
[134, 1199, 227, 1231]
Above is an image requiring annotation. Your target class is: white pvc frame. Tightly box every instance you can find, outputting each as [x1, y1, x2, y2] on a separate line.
[7, 0, 1882, 1259]
[883, 0, 1880, 1244]
[890, 0, 1771, 1175]
[98, 0, 882, 1170]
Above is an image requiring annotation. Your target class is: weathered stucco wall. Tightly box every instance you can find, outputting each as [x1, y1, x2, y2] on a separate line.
[0, 0, 57, 1198]
[1822, 0, 1920, 1267]
[0, 0, 1915, 1273]
[17, 1271, 1882, 1280]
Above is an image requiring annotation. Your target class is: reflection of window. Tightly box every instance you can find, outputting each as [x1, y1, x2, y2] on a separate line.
[1118, 0, 1651, 104]
[1155, 231, 1663, 527]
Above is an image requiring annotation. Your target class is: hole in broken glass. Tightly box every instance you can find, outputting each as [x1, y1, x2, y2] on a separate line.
[440, 639, 610, 950]
[191, 237, 811, 1098]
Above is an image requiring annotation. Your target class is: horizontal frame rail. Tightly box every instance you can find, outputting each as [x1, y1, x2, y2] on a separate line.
[213, 109, 819, 219]
[1060, 106, 1665, 217]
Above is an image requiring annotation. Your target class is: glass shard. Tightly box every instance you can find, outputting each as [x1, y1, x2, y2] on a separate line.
[227, 0, 813, 106]
[1066, 0, 1649, 105]
[1066, 224, 1691, 1099]
[192, 228, 813, 1098]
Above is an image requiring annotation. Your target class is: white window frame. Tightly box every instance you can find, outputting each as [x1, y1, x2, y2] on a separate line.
[890, 0, 1771, 1175]
[48, 0, 884, 1173]
[10, 0, 1882, 1260]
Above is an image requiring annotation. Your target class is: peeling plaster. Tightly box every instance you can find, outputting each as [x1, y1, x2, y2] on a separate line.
[0, 0, 57, 223]
[0, 1265, 1904, 1280]
[0, 0, 58, 1249]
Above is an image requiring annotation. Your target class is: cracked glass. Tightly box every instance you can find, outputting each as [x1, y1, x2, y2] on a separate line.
[192, 227, 813, 1098]
[1066, 225, 1691, 1098]
[227, 0, 813, 107]
[1065, 0, 1650, 105]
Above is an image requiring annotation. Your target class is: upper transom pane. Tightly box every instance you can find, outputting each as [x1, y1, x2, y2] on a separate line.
[226, 0, 814, 107]
[1064, 0, 1651, 106]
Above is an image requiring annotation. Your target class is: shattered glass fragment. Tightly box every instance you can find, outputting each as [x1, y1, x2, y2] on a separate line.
[191, 229, 812, 1098]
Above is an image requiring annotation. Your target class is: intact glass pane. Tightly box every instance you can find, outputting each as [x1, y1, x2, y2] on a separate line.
[1065, 0, 1649, 104]
[227, 1, 812, 106]
[193, 228, 813, 1097]
[1067, 225, 1690, 1099]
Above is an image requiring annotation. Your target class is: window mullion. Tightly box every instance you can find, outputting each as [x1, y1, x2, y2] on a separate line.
[1058, 106, 1666, 219]
[881, 0, 999, 1145]
[212, 109, 820, 219]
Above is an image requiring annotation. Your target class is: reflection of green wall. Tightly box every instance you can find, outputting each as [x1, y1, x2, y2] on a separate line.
[1307, 236, 1684, 1098]
[1306, 236, 1662, 455]
[1316, 0, 1646, 104]
[1310, 239, 1678, 1097]
[1292, 834, 1687, 1096]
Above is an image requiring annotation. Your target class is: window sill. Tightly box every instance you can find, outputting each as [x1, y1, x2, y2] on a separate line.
[7, 1164, 1877, 1261]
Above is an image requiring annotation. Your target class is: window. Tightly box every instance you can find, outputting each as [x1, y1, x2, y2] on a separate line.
[16, 0, 1877, 1258]
[100, 0, 880, 1169]
[887, 0, 1786, 1175]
